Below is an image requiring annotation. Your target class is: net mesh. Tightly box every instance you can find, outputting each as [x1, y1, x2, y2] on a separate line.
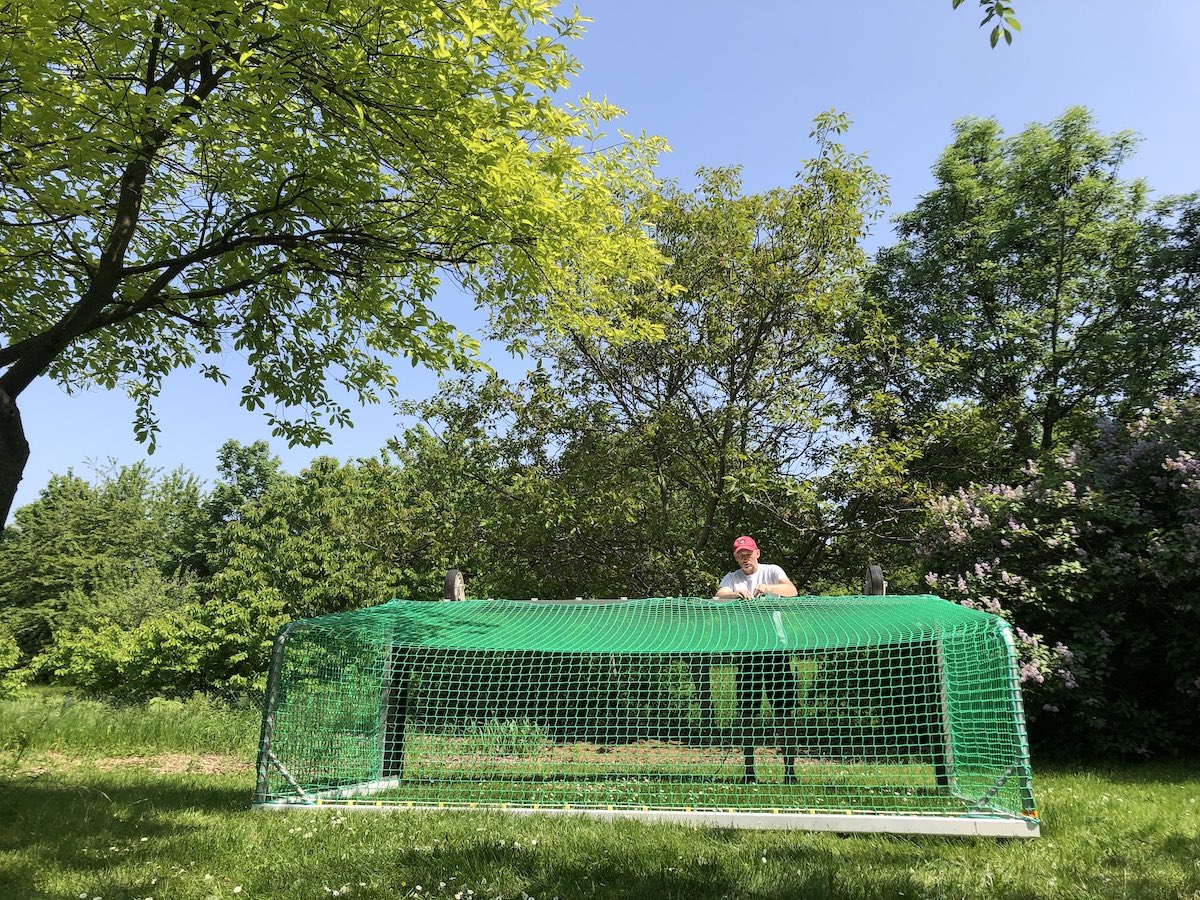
[254, 596, 1036, 823]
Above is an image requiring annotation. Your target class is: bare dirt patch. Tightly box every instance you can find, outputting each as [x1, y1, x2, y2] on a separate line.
[408, 739, 781, 774]
[93, 753, 251, 775]
[3, 750, 250, 776]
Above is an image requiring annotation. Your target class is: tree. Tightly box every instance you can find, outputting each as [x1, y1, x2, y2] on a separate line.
[851, 108, 1199, 475]
[37, 567, 208, 699]
[407, 114, 888, 594]
[547, 115, 885, 571]
[45, 453, 436, 698]
[193, 439, 284, 571]
[0, 461, 206, 659]
[208, 455, 418, 623]
[0, 0, 667, 528]
[0, 625, 26, 698]
[204, 440, 283, 526]
[392, 371, 691, 598]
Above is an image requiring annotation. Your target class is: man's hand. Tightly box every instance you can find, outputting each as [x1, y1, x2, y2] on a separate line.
[753, 584, 775, 597]
[736, 586, 755, 600]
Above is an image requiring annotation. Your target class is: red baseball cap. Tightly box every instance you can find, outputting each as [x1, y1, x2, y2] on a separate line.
[733, 535, 758, 552]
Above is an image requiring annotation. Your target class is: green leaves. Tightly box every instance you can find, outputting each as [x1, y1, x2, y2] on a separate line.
[856, 108, 1197, 475]
[398, 118, 888, 595]
[0, 627, 27, 698]
[0, 0, 668, 520]
[951, 0, 1021, 47]
[918, 395, 1200, 756]
[0, 461, 208, 664]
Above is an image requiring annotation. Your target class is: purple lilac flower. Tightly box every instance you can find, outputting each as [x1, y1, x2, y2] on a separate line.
[1019, 662, 1045, 684]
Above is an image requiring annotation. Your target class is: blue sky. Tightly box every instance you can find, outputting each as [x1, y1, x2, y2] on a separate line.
[10, 1, 1200, 517]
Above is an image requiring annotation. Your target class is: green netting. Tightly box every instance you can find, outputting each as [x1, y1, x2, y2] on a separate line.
[253, 596, 1037, 828]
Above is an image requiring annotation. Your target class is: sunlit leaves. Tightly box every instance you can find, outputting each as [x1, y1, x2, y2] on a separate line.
[399, 117, 889, 594]
[0, 0, 667, 485]
[856, 108, 1198, 468]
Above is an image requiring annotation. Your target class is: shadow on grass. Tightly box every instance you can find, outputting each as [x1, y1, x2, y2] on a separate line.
[0, 770, 948, 900]
[323, 819, 931, 900]
[2, 765, 1198, 900]
[0, 771, 250, 893]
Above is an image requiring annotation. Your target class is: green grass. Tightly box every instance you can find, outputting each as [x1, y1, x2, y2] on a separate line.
[2, 691, 1199, 899]
[1, 688, 260, 757]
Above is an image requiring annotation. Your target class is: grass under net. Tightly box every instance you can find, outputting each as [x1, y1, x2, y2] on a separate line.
[253, 596, 1038, 837]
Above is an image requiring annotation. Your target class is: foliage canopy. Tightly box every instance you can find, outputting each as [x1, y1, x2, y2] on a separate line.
[0, 0, 667, 525]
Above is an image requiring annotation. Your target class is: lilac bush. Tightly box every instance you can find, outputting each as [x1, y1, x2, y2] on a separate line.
[922, 462, 1082, 710]
[920, 394, 1200, 757]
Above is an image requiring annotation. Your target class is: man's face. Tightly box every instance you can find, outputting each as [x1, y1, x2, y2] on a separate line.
[734, 546, 760, 574]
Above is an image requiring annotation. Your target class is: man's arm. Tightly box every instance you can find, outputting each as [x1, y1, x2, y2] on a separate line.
[715, 573, 752, 600]
[754, 567, 798, 598]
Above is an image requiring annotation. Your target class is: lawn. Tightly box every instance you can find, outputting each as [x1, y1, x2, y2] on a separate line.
[1, 692, 1198, 899]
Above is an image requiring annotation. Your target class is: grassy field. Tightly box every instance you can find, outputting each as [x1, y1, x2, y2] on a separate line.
[2, 692, 1198, 899]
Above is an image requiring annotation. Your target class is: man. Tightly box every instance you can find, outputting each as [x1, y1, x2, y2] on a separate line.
[714, 535, 799, 784]
[716, 535, 798, 600]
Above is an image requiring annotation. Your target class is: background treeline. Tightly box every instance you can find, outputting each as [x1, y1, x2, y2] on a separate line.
[1, 108, 1197, 759]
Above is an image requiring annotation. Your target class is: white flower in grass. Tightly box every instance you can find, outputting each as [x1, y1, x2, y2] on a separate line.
[233, 888, 243, 895]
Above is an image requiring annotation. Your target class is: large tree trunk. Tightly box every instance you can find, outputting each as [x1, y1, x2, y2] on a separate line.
[0, 387, 30, 531]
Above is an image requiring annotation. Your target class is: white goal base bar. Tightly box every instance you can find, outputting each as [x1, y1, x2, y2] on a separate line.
[253, 798, 1039, 838]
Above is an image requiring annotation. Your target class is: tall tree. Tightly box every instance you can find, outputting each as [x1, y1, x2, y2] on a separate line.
[852, 108, 1199, 473]
[546, 114, 886, 570]
[409, 114, 888, 594]
[0, 0, 666, 527]
[205, 440, 283, 526]
[193, 439, 284, 571]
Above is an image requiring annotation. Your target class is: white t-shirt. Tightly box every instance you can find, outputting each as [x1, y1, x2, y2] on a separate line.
[719, 563, 790, 595]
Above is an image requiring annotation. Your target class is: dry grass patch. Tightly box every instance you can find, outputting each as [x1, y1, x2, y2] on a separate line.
[3, 748, 251, 776]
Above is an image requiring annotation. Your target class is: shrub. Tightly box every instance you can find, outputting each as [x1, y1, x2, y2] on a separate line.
[0, 628, 28, 699]
[920, 394, 1200, 758]
[39, 570, 286, 701]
